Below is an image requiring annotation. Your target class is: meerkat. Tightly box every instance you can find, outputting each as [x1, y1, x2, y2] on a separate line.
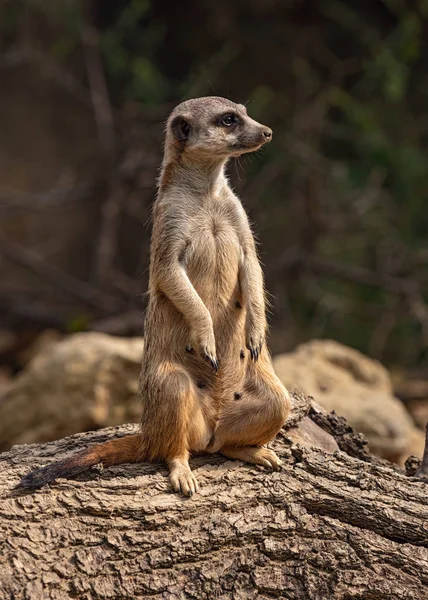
[20, 96, 290, 496]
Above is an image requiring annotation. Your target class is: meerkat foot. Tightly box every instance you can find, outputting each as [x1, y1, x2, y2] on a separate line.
[168, 460, 199, 497]
[220, 446, 282, 471]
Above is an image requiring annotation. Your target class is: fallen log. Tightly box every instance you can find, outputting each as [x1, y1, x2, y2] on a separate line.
[1, 394, 428, 599]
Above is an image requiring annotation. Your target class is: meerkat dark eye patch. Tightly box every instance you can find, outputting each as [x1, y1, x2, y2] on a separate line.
[171, 116, 191, 147]
[216, 113, 240, 127]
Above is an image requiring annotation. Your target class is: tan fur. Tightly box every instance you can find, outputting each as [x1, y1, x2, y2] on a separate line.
[20, 97, 290, 496]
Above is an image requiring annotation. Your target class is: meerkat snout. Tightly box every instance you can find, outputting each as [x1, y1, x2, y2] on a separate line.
[230, 119, 273, 156]
[262, 127, 273, 141]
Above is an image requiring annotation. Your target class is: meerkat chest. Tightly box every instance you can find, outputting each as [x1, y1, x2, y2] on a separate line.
[185, 211, 243, 294]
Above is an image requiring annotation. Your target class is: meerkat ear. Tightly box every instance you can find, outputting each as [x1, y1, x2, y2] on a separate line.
[171, 115, 191, 148]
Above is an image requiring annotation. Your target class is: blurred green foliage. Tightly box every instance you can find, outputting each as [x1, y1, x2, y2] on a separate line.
[2, 0, 428, 366]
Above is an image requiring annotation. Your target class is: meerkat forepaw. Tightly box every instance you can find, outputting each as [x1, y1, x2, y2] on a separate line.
[201, 349, 219, 373]
[246, 335, 264, 362]
[189, 324, 218, 372]
[185, 341, 218, 373]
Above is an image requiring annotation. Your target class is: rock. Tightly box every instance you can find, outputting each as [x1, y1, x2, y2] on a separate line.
[406, 400, 428, 429]
[17, 328, 64, 366]
[406, 427, 426, 465]
[394, 377, 428, 402]
[394, 377, 428, 429]
[0, 329, 17, 356]
[0, 332, 144, 450]
[0, 366, 11, 396]
[273, 339, 419, 462]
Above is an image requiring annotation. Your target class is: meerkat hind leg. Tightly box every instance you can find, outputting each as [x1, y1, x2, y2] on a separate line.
[143, 363, 205, 497]
[220, 446, 282, 470]
[212, 368, 289, 472]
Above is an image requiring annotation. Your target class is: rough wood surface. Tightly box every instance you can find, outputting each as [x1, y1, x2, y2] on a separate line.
[1, 405, 428, 599]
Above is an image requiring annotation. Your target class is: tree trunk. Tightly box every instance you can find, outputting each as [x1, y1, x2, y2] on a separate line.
[1, 395, 428, 600]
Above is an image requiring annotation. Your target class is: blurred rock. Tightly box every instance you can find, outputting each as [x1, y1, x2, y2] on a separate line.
[17, 329, 64, 366]
[394, 378, 428, 430]
[273, 339, 422, 463]
[406, 400, 428, 430]
[395, 378, 428, 401]
[0, 332, 144, 450]
[406, 427, 426, 465]
[0, 330, 17, 356]
[0, 367, 11, 397]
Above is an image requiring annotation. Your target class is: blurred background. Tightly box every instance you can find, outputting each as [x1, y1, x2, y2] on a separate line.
[1, 0, 428, 460]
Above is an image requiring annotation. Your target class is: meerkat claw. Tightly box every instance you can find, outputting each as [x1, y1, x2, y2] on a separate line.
[248, 343, 259, 362]
[209, 357, 219, 373]
[247, 336, 264, 362]
[202, 350, 218, 373]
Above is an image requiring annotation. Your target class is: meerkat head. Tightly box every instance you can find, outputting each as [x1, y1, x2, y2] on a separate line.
[166, 96, 272, 160]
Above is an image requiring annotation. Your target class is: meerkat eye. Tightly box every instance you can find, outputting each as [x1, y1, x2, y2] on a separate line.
[220, 113, 238, 127]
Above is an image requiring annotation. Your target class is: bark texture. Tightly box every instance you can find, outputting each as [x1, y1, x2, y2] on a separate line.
[1, 407, 428, 599]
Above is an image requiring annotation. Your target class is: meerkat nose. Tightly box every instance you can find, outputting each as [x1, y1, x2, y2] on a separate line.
[262, 127, 273, 141]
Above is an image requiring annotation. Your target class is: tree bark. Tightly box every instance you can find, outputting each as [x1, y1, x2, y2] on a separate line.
[1, 396, 428, 599]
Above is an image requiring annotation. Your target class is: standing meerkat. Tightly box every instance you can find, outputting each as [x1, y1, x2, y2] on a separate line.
[20, 97, 291, 496]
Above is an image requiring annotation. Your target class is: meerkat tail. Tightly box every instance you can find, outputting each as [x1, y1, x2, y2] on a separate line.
[18, 434, 142, 490]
